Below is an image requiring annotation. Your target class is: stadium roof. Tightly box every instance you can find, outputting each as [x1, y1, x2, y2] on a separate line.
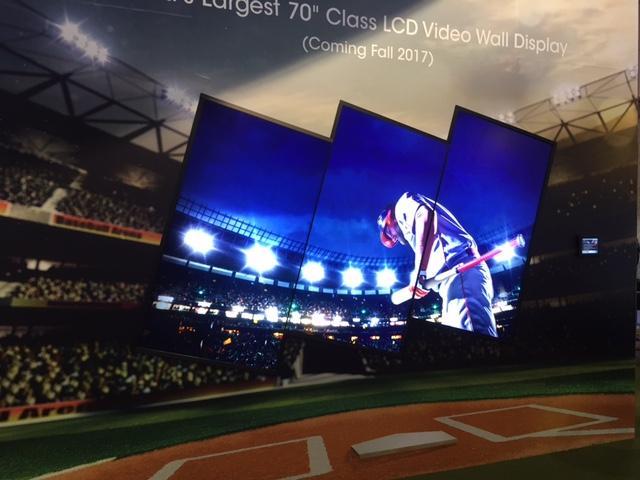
[1, 0, 636, 162]
[0, 0, 193, 162]
[507, 68, 638, 145]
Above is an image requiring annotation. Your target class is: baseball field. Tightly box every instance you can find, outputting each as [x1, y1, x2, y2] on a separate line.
[1, 360, 637, 480]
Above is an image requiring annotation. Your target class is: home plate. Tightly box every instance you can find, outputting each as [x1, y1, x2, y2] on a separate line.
[352, 432, 457, 459]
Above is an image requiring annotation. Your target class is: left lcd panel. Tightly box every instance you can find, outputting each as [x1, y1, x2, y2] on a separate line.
[143, 97, 331, 372]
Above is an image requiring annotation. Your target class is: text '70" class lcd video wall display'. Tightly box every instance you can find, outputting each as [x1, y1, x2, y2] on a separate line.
[143, 95, 554, 372]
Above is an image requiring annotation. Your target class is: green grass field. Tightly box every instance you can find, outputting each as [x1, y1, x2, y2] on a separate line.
[0, 360, 636, 480]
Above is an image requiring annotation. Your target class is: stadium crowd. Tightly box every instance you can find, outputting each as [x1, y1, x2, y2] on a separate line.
[0, 337, 253, 408]
[539, 165, 635, 246]
[1, 143, 166, 232]
[57, 189, 165, 233]
[9, 276, 147, 304]
[0, 151, 74, 207]
[200, 325, 283, 370]
[160, 275, 408, 327]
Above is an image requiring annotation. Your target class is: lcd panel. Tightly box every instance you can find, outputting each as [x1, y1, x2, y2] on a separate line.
[409, 108, 554, 337]
[289, 104, 448, 351]
[143, 97, 330, 371]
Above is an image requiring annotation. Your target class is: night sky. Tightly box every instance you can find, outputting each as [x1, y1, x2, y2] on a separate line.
[307, 105, 448, 259]
[438, 110, 553, 248]
[181, 99, 330, 242]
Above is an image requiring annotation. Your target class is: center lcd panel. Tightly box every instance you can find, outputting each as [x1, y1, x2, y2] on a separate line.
[288, 104, 448, 351]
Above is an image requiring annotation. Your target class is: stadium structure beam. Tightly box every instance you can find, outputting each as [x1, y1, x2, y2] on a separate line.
[0, 0, 192, 161]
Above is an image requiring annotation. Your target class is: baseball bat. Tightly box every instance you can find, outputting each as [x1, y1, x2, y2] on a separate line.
[390, 234, 525, 305]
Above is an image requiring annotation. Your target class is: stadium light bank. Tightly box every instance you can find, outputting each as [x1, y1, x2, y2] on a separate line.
[165, 86, 199, 114]
[56, 20, 109, 65]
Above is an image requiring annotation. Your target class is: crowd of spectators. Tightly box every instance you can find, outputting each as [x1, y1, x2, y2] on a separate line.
[1, 144, 166, 233]
[536, 165, 635, 251]
[9, 276, 147, 304]
[0, 337, 254, 408]
[0, 150, 73, 207]
[57, 189, 165, 232]
[199, 325, 283, 371]
[160, 275, 409, 327]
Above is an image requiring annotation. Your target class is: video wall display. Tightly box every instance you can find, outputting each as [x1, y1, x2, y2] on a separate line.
[145, 96, 553, 370]
[143, 98, 330, 371]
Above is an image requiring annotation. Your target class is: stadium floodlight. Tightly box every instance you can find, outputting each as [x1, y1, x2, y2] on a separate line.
[311, 312, 329, 327]
[165, 86, 198, 114]
[301, 261, 325, 283]
[342, 267, 364, 289]
[375, 268, 397, 289]
[494, 241, 517, 263]
[59, 21, 80, 42]
[245, 244, 278, 274]
[184, 228, 214, 255]
[551, 85, 582, 106]
[264, 306, 279, 323]
[498, 111, 515, 125]
[56, 20, 109, 64]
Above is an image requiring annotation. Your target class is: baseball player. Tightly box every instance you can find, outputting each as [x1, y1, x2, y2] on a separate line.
[377, 192, 497, 337]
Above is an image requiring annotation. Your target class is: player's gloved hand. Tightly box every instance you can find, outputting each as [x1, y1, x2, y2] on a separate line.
[408, 272, 429, 299]
[409, 284, 429, 299]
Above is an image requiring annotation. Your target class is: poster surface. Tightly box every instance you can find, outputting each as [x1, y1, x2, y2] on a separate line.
[0, 0, 636, 367]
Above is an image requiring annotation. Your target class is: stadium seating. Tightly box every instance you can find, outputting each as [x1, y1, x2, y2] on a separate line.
[0, 148, 75, 207]
[0, 337, 253, 407]
[56, 189, 165, 232]
[0, 144, 166, 232]
[7, 277, 146, 303]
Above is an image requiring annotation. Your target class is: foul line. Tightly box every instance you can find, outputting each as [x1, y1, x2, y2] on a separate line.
[148, 435, 332, 480]
[32, 457, 116, 480]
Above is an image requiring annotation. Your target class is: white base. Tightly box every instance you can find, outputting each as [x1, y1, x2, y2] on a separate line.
[352, 431, 457, 459]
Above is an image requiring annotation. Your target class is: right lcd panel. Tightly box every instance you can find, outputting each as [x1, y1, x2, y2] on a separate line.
[409, 108, 554, 337]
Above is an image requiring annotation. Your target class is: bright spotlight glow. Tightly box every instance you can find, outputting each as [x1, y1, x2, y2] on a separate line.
[245, 244, 278, 274]
[311, 312, 329, 327]
[376, 268, 397, 289]
[494, 242, 517, 262]
[498, 111, 515, 124]
[96, 46, 109, 64]
[165, 86, 198, 114]
[183, 229, 214, 255]
[166, 86, 187, 103]
[264, 306, 279, 323]
[342, 267, 364, 289]
[57, 20, 109, 64]
[301, 262, 325, 283]
[59, 21, 80, 42]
